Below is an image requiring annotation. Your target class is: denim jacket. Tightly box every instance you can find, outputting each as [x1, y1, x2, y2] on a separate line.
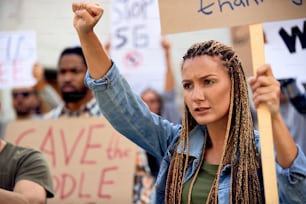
[85, 62, 306, 204]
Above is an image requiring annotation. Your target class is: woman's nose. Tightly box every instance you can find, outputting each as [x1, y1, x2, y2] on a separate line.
[190, 86, 205, 101]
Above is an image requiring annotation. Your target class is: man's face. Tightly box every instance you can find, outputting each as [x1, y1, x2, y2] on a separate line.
[57, 54, 88, 103]
[12, 87, 39, 117]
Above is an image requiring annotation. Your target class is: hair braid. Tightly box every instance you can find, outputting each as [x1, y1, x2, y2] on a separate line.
[165, 106, 193, 204]
[165, 40, 262, 204]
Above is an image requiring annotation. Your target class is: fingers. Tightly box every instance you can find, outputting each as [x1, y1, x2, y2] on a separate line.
[72, 2, 103, 34]
[87, 3, 103, 18]
[249, 64, 280, 116]
[72, 2, 79, 13]
[72, 2, 103, 18]
[254, 64, 274, 79]
[249, 64, 276, 91]
[252, 85, 279, 106]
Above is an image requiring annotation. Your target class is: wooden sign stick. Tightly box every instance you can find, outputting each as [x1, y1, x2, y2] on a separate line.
[249, 24, 279, 204]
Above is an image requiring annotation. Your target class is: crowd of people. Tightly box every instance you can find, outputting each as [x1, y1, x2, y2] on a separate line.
[0, 1, 305, 204]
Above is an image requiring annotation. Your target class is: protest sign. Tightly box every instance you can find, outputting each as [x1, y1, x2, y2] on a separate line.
[0, 31, 36, 89]
[232, 17, 306, 87]
[264, 18, 306, 87]
[158, 0, 306, 34]
[5, 117, 138, 204]
[110, 0, 166, 95]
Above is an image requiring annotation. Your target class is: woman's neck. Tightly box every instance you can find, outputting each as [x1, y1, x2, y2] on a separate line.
[206, 124, 226, 148]
[204, 122, 228, 164]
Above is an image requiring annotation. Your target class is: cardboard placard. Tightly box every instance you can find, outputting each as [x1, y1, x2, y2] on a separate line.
[5, 117, 138, 204]
[158, 0, 306, 34]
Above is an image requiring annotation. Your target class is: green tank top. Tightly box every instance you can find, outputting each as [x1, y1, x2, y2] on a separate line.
[182, 161, 219, 204]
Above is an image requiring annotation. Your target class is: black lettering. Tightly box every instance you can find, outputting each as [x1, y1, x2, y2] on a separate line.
[291, 0, 303, 6]
[198, 0, 215, 15]
[114, 27, 128, 49]
[279, 21, 306, 53]
[133, 25, 149, 48]
[234, 0, 246, 7]
[128, 2, 147, 19]
[218, 0, 234, 12]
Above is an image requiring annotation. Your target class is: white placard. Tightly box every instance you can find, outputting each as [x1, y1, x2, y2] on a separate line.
[110, 0, 166, 95]
[0, 31, 37, 89]
[264, 18, 306, 90]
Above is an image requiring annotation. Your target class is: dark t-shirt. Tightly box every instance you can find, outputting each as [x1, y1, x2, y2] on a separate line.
[0, 142, 54, 198]
[182, 162, 218, 203]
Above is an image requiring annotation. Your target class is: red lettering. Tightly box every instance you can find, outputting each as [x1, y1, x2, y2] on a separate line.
[15, 128, 35, 145]
[12, 60, 24, 82]
[98, 166, 118, 199]
[40, 127, 57, 167]
[52, 175, 60, 193]
[78, 172, 91, 199]
[0, 61, 8, 84]
[61, 128, 85, 166]
[60, 174, 76, 200]
[80, 124, 104, 165]
[106, 133, 131, 160]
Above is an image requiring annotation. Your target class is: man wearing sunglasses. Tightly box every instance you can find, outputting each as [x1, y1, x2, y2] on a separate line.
[11, 87, 40, 120]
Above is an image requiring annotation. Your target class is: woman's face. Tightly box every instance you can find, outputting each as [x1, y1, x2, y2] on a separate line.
[181, 55, 231, 126]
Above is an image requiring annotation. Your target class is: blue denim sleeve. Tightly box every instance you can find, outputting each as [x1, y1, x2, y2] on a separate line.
[253, 130, 306, 203]
[84, 62, 181, 161]
[277, 145, 306, 203]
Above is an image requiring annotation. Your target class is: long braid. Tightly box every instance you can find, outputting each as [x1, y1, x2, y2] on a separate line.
[165, 40, 262, 204]
[165, 106, 194, 203]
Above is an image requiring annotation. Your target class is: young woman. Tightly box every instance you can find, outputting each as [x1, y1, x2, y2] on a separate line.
[72, 2, 306, 203]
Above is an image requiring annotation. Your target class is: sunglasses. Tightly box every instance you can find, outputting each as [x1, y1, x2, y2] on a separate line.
[12, 91, 35, 98]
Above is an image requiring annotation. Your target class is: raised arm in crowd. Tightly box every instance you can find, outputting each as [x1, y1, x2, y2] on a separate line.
[72, 2, 306, 204]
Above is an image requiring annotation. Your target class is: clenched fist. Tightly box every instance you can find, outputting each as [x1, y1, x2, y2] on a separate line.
[72, 2, 103, 34]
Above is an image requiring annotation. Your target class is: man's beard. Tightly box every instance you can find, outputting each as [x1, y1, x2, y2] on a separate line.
[61, 89, 88, 103]
[15, 108, 33, 117]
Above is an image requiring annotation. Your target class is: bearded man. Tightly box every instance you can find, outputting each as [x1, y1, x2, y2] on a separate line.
[44, 46, 101, 118]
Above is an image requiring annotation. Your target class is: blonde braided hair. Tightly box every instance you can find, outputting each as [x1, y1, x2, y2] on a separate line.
[165, 40, 262, 204]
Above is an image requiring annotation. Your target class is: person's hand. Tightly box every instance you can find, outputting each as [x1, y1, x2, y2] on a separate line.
[72, 2, 103, 35]
[249, 64, 280, 117]
[32, 63, 44, 82]
[161, 37, 171, 53]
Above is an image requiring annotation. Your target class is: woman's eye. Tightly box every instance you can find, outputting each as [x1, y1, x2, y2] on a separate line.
[204, 79, 215, 85]
[183, 83, 192, 89]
